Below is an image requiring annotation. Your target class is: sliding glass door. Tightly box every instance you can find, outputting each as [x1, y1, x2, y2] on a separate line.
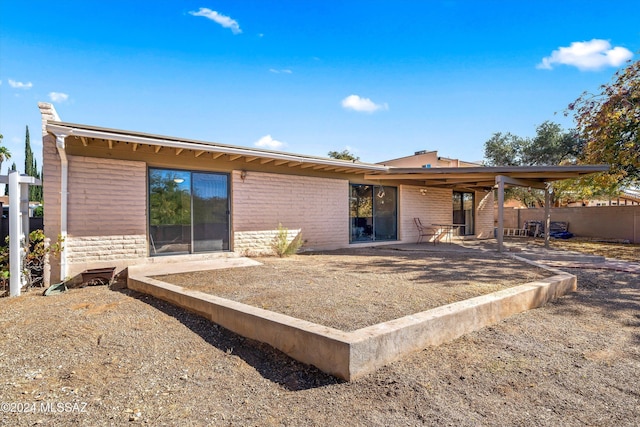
[149, 168, 229, 255]
[350, 184, 397, 243]
[453, 191, 474, 236]
[192, 172, 229, 252]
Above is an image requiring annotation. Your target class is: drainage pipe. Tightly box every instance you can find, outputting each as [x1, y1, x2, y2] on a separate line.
[55, 133, 69, 281]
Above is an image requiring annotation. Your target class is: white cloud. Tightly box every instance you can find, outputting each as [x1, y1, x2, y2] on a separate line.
[8, 79, 33, 89]
[341, 94, 388, 113]
[538, 39, 633, 71]
[48, 92, 69, 102]
[189, 7, 242, 34]
[254, 135, 285, 149]
[269, 68, 292, 74]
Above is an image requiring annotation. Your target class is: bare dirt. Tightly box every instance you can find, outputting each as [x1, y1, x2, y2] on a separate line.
[154, 249, 550, 331]
[1, 240, 639, 426]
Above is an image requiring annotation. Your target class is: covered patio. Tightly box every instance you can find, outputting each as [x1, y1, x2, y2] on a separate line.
[365, 164, 609, 252]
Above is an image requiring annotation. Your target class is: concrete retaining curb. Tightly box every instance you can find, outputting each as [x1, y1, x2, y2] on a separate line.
[128, 265, 576, 381]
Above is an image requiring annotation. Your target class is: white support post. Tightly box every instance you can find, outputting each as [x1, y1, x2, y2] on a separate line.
[55, 134, 69, 281]
[9, 171, 23, 296]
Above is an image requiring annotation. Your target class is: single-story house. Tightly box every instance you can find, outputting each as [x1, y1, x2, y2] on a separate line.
[39, 103, 608, 281]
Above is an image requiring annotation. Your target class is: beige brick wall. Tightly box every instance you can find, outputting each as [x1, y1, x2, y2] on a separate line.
[400, 186, 495, 242]
[64, 156, 147, 274]
[67, 156, 147, 236]
[232, 170, 349, 253]
[475, 190, 495, 239]
[42, 132, 62, 280]
[399, 186, 452, 243]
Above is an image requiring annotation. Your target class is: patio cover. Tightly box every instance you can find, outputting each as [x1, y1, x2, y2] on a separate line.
[365, 165, 609, 251]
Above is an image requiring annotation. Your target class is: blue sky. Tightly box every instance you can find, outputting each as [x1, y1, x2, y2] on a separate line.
[1, 1, 638, 174]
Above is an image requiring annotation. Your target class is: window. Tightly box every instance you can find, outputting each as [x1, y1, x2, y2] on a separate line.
[149, 168, 230, 255]
[350, 184, 397, 242]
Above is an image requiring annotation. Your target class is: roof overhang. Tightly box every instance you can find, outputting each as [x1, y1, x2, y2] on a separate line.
[46, 121, 609, 185]
[46, 121, 389, 174]
[365, 165, 610, 190]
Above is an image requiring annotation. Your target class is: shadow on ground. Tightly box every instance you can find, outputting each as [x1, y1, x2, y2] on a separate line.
[117, 287, 342, 391]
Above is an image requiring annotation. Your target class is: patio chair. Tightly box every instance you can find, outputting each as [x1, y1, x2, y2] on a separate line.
[414, 218, 437, 245]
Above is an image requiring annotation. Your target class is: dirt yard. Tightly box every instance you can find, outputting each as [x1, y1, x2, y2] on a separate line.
[1, 241, 638, 426]
[154, 249, 550, 331]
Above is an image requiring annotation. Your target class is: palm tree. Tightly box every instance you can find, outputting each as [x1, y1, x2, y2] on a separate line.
[0, 134, 11, 174]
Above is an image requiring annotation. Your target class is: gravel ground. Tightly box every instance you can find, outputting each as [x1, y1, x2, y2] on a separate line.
[0, 244, 638, 426]
[154, 249, 550, 331]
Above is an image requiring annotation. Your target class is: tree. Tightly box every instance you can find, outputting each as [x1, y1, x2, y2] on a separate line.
[24, 126, 43, 202]
[0, 134, 11, 197]
[484, 121, 586, 206]
[0, 133, 11, 176]
[4, 163, 17, 196]
[484, 121, 582, 167]
[568, 58, 640, 186]
[328, 149, 360, 161]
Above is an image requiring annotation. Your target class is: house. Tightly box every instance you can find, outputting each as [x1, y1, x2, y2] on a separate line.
[39, 103, 607, 281]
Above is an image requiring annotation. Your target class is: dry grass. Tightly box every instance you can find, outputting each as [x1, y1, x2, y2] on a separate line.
[0, 241, 638, 426]
[154, 249, 549, 331]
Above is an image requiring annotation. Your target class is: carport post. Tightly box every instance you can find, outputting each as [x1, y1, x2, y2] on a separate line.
[496, 176, 505, 252]
[544, 184, 551, 249]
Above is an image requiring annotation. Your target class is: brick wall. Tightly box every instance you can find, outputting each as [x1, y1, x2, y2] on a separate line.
[475, 190, 494, 238]
[232, 170, 349, 254]
[64, 156, 147, 275]
[399, 186, 452, 243]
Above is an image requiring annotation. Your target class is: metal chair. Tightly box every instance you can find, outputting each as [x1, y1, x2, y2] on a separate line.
[414, 218, 437, 245]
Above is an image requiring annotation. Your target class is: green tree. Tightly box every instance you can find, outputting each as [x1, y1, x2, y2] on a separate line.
[4, 163, 17, 196]
[484, 121, 582, 167]
[568, 58, 640, 186]
[484, 121, 587, 206]
[0, 133, 11, 176]
[24, 126, 43, 202]
[328, 149, 360, 161]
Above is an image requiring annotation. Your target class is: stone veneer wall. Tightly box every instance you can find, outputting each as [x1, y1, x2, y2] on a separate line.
[65, 156, 147, 276]
[232, 170, 349, 254]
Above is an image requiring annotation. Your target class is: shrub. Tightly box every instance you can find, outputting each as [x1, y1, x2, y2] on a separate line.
[271, 223, 303, 257]
[0, 230, 64, 296]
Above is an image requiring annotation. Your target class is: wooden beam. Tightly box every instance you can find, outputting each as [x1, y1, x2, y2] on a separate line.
[132, 143, 138, 152]
[195, 150, 205, 157]
[228, 154, 242, 161]
[175, 148, 184, 155]
[288, 162, 303, 168]
[245, 157, 258, 163]
[108, 140, 113, 149]
[300, 163, 315, 169]
[80, 137, 88, 147]
[274, 160, 289, 166]
[213, 152, 225, 159]
[260, 158, 275, 165]
[155, 146, 162, 153]
[496, 175, 546, 189]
